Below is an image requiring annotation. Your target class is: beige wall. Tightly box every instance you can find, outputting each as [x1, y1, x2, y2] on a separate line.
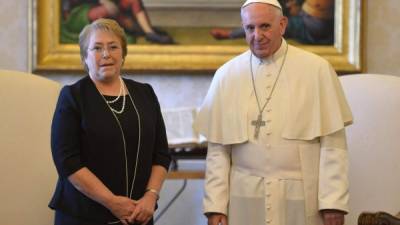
[0, 0, 30, 71]
[364, 0, 400, 75]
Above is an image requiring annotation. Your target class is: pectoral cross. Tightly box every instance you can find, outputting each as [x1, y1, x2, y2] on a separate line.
[251, 114, 266, 139]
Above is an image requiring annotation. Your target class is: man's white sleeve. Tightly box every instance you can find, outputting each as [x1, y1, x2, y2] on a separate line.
[319, 129, 350, 212]
[203, 142, 231, 215]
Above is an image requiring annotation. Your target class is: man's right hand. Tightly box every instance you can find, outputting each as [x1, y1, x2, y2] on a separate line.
[207, 213, 228, 225]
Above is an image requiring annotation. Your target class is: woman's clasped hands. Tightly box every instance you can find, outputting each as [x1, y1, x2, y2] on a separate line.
[108, 193, 158, 225]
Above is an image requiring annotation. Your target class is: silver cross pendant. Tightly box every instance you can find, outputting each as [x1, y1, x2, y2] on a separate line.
[251, 114, 266, 139]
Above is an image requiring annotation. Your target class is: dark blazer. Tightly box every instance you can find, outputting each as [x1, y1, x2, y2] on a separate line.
[49, 76, 170, 223]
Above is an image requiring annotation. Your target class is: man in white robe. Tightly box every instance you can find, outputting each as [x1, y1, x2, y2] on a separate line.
[194, 1, 353, 225]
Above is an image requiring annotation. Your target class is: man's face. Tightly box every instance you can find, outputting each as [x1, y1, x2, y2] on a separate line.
[241, 3, 287, 58]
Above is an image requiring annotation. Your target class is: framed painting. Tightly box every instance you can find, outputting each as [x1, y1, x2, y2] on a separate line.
[33, 0, 362, 73]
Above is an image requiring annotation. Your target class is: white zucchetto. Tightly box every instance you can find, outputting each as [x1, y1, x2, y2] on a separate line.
[242, 0, 282, 9]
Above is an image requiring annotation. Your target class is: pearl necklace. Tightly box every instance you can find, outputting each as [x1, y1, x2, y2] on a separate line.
[105, 77, 123, 104]
[105, 77, 126, 114]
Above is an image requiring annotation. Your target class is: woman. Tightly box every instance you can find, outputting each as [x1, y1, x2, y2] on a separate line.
[49, 18, 171, 225]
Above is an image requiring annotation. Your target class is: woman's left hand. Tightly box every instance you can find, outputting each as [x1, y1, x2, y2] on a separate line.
[127, 192, 158, 225]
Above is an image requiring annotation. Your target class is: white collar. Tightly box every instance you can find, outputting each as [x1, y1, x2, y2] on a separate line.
[254, 38, 287, 65]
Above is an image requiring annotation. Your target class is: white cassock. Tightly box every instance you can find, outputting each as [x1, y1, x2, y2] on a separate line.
[194, 39, 353, 225]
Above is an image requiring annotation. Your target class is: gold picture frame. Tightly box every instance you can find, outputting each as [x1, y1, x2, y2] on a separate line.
[33, 0, 362, 73]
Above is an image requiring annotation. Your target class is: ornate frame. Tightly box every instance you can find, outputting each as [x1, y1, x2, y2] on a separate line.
[32, 0, 362, 73]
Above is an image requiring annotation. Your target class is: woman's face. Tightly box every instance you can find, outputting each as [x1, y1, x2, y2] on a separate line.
[85, 30, 123, 83]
